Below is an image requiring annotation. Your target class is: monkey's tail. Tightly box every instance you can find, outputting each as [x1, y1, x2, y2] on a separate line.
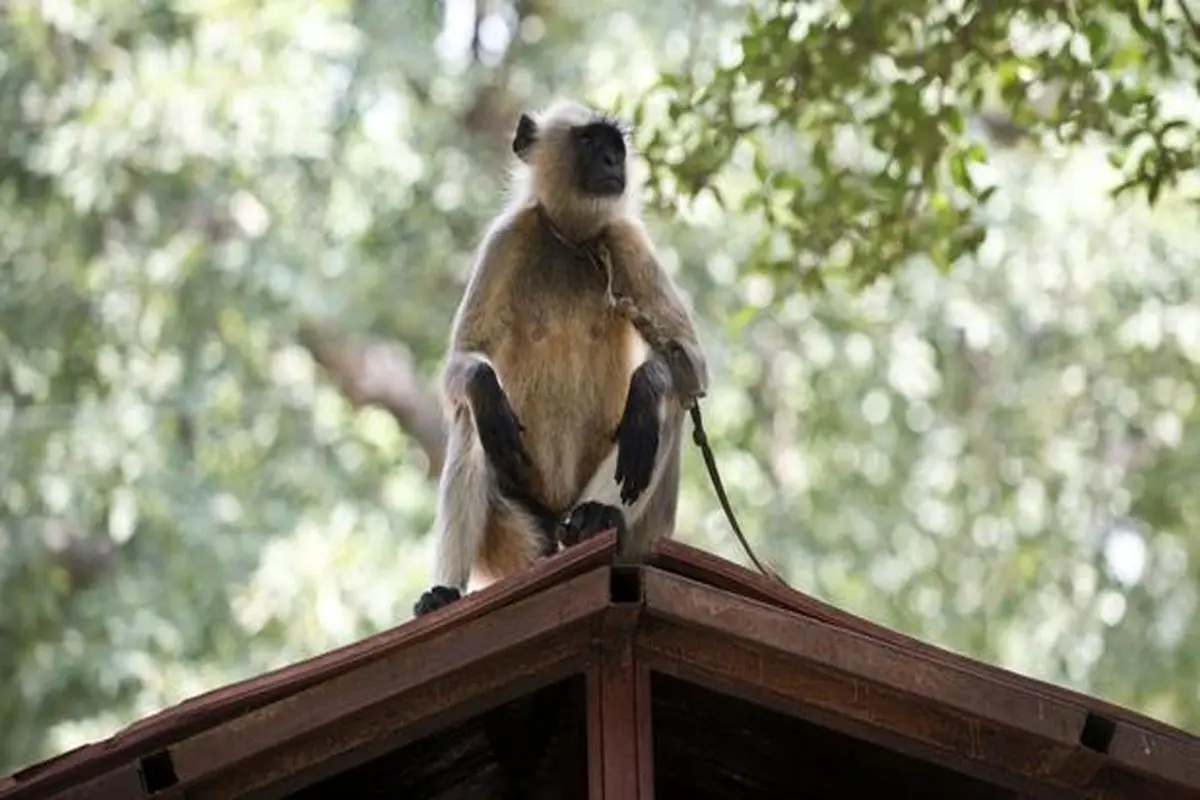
[688, 403, 790, 587]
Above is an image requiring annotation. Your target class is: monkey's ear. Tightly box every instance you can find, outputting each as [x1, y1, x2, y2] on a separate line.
[513, 113, 538, 163]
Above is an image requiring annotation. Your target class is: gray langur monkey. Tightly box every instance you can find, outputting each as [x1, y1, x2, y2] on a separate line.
[414, 99, 708, 617]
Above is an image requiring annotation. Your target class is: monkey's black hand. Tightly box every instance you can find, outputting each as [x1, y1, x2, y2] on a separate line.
[467, 363, 535, 495]
[611, 367, 661, 505]
[557, 501, 627, 548]
[413, 585, 462, 617]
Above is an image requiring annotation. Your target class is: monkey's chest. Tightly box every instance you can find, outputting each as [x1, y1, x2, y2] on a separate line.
[501, 247, 631, 385]
[493, 293, 640, 507]
[513, 299, 618, 346]
[499, 296, 632, 405]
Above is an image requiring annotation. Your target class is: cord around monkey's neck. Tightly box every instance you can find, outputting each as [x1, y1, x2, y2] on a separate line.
[533, 203, 625, 320]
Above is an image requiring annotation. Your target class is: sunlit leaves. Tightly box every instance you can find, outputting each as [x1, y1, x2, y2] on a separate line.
[0, 0, 434, 772]
[639, 0, 1200, 291]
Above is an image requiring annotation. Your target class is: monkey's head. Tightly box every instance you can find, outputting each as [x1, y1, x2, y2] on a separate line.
[510, 101, 634, 235]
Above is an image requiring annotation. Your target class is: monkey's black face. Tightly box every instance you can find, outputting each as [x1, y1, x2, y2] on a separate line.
[572, 121, 627, 197]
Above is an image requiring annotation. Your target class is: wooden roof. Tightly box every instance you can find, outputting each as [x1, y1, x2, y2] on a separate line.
[2, 532, 1198, 799]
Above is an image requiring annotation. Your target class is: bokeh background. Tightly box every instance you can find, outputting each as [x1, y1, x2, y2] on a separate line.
[2, 0, 1199, 773]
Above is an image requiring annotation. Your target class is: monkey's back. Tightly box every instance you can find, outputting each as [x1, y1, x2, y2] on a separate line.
[489, 210, 644, 514]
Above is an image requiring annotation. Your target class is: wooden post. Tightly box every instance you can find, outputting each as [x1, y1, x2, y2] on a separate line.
[587, 600, 654, 799]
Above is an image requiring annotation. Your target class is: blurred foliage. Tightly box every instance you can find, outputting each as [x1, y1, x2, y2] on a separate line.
[1, 0, 1199, 774]
[637, 0, 1200, 287]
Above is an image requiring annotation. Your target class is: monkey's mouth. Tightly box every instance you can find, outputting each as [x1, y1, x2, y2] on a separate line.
[594, 176, 626, 194]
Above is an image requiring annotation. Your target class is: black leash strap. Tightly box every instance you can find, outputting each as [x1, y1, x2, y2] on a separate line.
[688, 402, 788, 586]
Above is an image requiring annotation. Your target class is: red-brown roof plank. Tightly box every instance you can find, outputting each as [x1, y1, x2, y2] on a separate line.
[176, 564, 611, 799]
[638, 560, 1200, 799]
[0, 532, 619, 800]
[651, 539, 1196, 744]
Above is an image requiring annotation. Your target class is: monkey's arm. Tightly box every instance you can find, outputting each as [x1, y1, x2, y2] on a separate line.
[607, 221, 709, 406]
[576, 220, 708, 516]
[441, 222, 536, 498]
[440, 237, 507, 411]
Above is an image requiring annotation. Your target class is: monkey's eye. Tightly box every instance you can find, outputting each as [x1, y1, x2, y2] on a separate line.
[579, 132, 594, 146]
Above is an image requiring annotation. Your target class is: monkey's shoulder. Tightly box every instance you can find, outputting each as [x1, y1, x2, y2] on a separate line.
[481, 208, 581, 261]
[599, 217, 659, 271]
[601, 215, 653, 246]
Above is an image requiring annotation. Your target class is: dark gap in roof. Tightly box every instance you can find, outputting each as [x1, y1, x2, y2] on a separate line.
[610, 564, 643, 604]
[649, 672, 1018, 800]
[286, 675, 588, 799]
[1079, 711, 1116, 754]
[137, 749, 178, 793]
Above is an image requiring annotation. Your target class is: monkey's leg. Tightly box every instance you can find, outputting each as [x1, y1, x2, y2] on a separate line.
[494, 483, 562, 558]
[464, 356, 537, 499]
[413, 416, 490, 618]
[415, 495, 549, 618]
[561, 399, 685, 557]
[560, 354, 681, 551]
[476, 497, 553, 581]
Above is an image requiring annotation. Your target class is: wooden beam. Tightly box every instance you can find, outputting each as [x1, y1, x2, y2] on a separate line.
[636, 566, 1200, 800]
[588, 604, 655, 798]
[205, 642, 592, 799]
[170, 566, 612, 798]
[46, 763, 145, 800]
[651, 539, 1196, 747]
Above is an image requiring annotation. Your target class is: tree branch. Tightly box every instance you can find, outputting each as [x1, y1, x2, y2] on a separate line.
[298, 318, 447, 477]
[1178, 0, 1200, 42]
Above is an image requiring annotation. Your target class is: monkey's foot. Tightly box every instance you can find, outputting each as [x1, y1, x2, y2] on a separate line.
[413, 585, 462, 618]
[557, 501, 627, 548]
